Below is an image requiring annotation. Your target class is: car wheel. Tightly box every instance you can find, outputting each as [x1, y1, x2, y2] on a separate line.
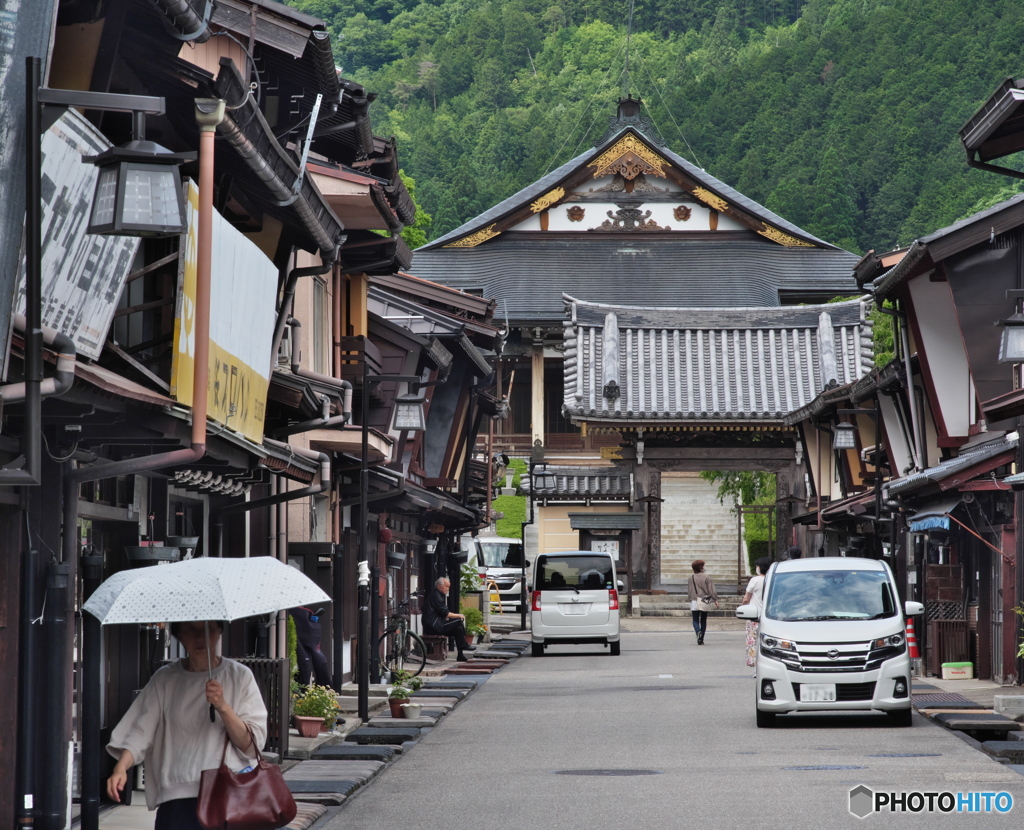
[887, 707, 913, 727]
[610, 641, 621, 656]
[531, 642, 544, 657]
[755, 708, 776, 728]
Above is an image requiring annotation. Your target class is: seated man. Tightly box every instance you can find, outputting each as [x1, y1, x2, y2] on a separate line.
[422, 576, 476, 662]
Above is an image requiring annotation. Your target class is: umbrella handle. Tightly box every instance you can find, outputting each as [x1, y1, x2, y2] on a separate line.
[210, 703, 215, 723]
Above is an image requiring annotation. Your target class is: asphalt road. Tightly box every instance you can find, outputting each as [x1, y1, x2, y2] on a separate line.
[327, 620, 1024, 829]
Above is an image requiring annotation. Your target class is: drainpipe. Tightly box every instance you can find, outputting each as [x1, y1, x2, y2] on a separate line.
[285, 318, 353, 413]
[213, 444, 331, 557]
[271, 250, 340, 365]
[73, 98, 223, 830]
[0, 315, 76, 403]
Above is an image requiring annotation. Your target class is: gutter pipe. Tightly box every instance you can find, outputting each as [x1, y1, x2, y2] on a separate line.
[271, 249, 341, 364]
[285, 318, 353, 414]
[0, 314, 76, 403]
[75, 98, 224, 830]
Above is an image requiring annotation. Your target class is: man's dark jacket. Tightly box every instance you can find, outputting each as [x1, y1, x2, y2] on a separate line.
[423, 588, 450, 633]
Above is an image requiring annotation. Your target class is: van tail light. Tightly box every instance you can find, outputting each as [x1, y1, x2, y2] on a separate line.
[531, 590, 542, 611]
[608, 589, 619, 611]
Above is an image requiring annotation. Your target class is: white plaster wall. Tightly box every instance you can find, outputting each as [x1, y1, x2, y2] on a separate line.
[511, 201, 746, 233]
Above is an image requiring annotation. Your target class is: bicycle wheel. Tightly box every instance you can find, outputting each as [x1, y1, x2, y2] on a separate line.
[378, 627, 404, 675]
[402, 631, 427, 678]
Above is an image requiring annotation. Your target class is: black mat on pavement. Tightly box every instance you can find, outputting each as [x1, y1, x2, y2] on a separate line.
[311, 745, 397, 762]
[345, 727, 421, 744]
[286, 780, 361, 796]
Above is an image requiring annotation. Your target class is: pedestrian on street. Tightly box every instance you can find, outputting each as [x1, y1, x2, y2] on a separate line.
[105, 620, 268, 830]
[742, 557, 773, 671]
[422, 576, 477, 661]
[688, 560, 718, 645]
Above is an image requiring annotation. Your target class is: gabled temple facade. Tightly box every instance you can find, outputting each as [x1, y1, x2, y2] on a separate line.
[411, 98, 860, 589]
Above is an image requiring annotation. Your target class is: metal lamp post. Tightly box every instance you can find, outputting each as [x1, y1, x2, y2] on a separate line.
[357, 361, 430, 701]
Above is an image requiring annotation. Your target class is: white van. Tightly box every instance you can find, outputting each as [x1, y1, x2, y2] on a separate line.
[530, 550, 621, 657]
[736, 557, 924, 728]
[461, 535, 530, 613]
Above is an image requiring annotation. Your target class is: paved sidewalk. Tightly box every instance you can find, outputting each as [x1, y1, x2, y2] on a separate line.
[95, 638, 527, 829]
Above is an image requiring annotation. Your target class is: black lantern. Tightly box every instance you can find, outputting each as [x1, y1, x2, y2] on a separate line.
[390, 392, 426, 432]
[85, 138, 193, 237]
[998, 310, 1024, 364]
[832, 421, 857, 450]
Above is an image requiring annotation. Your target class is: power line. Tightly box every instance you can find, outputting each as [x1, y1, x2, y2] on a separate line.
[634, 48, 703, 170]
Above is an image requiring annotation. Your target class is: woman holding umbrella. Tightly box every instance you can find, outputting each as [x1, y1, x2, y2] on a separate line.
[105, 620, 267, 829]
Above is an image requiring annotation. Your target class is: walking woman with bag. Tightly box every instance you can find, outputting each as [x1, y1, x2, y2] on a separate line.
[743, 557, 773, 672]
[687, 560, 718, 645]
[105, 620, 277, 830]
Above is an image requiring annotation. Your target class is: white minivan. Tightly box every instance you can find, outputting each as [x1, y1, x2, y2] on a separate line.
[736, 557, 924, 728]
[461, 535, 530, 613]
[530, 550, 621, 657]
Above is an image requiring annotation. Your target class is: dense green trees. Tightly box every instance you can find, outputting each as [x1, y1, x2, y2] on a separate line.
[291, 0, 1024, 249]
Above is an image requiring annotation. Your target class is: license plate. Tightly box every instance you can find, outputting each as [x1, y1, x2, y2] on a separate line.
[800, 683, 837, 702]
[560, 603, 590, 615]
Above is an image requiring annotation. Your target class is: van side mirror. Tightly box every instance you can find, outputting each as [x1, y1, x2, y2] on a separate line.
[735, 603, 759, 620]
[904, 601, 925, 617]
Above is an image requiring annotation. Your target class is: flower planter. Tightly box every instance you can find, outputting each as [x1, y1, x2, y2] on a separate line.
[125, 545, 181, 569]
[294, 715, 323, 738]
[385, 551, 406, 570]
[388, 699, 408, 718]
[401, 703, 423, 719]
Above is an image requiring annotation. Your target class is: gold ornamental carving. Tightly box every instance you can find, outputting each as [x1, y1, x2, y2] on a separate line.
[600, 445, 623, 460]
[443, 224, 500, 248]
[758, 224, 815, 247]
[691, 187, 729, 213]
[589, 135, 668, 180]
[530, 187, 565, 213]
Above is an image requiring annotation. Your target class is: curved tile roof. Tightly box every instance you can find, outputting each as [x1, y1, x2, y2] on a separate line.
[562, 295, 874, 424]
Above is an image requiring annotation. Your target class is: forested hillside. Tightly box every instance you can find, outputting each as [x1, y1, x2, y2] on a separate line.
[289, 0, 1024, 252]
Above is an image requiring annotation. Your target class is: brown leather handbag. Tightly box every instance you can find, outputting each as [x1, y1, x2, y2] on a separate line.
[196, 726, 297, 830]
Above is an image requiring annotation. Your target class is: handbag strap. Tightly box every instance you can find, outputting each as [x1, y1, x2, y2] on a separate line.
[219, 723, 262, 766]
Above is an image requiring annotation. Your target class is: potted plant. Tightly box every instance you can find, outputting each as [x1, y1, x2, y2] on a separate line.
[292, 683, 340, 737]
[460, 605, 486, 646]
[387, 669, 423, 718]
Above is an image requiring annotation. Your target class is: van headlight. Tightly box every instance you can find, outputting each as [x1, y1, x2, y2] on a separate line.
[760, 633, 798, 664]
[866, 634, 907, 667]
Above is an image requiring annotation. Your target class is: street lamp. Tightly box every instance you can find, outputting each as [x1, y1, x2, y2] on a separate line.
[832, 421, 858, 451]
[390, 392, 427, 432]
[85, 116, 192, 237]
[998, 310, 1024, 364]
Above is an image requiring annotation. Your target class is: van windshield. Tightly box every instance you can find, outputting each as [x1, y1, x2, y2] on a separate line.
[765, 569, 897, 621]
[537, 556, 613, 590]
[479, 541, 525, 569]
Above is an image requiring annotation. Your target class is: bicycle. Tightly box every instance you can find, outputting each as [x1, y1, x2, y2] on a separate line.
[378, 595, 427, 678]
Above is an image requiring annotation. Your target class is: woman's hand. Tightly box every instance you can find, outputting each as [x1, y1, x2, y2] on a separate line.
[206, 679, 228, 713]
[106, 750, 134, 802]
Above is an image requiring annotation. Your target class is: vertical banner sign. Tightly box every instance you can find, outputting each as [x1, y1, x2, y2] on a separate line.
[171, 181, 277, 443]
[0, 0, 61, 377]
[14, 111, 141, 357]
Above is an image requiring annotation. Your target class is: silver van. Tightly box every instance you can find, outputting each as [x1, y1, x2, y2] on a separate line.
[530, 551, 621, 657]
[737, 557, 924, 727]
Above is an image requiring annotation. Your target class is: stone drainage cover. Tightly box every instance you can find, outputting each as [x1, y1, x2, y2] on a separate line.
[553, 770, 663, 776]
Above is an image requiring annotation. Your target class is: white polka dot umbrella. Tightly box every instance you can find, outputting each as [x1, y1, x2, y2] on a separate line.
[83, 555, 331, 626]
[83, 556, 332, 720]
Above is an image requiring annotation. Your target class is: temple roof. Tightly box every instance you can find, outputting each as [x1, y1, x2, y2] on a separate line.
[411, 105, 860, 323]
[562, 295, 874, 426]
